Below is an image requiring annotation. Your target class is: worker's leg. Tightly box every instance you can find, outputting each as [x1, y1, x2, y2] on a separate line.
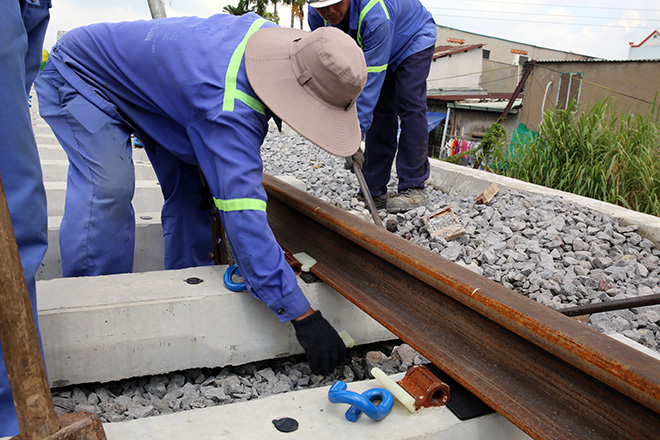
[362, 69, 398, 197]
[144, 147, 213, 270]
[36, 68, 135, 276]
[0, 0, 50, 435]
[392, 45, 434, 192]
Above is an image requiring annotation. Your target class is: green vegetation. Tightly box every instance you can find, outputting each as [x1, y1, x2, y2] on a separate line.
[222, 0, 306, 26]
[494, 98, 660, 217]
[441, 122, 506, 170]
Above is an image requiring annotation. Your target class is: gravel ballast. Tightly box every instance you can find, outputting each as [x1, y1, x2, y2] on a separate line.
[51, 130, 660, 421]
[260, 132, 660, 351]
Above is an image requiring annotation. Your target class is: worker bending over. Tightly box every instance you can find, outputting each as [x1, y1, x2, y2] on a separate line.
[35, 13, 367, 375]
[308, 0, 436, 213]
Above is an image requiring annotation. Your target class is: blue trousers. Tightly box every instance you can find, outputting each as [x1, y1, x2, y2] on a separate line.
[362, 45, 434, 196]
[35, 66, 213, 276]
[0, 0, 50, 436]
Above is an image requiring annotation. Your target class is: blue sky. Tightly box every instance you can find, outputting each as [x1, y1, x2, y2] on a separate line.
[43, 0, 659, 60]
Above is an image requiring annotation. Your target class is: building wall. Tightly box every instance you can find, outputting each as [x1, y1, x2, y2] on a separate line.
[435, 25, 595, 65]
[628, 31, 660, 60]
[428, 49, 483, 91]
[482, 60, 520, 93]
[629, 45, 660, 60]
[518, 60, 660, 131]
[446, 107, 520, 140]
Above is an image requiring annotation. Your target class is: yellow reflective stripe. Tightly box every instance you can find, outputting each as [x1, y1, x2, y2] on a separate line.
[214, 197, 267, 212]
[357, 0, 390, 48]
[223, 18, 268, 112]
[367, 64, 388, 73]
[236, 90, 266, 115]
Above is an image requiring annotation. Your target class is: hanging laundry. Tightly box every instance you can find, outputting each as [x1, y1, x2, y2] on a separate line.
[445, 138, 480, 160]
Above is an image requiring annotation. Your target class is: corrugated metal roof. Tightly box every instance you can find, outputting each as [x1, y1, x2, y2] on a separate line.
[433, 44, 484, 60]
[448, 98, 522, 113]
[435, 24, 595, 59]
[532, 58, 660, 63]
[428, 92, 519, 101]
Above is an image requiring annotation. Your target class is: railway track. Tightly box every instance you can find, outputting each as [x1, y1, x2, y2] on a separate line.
[264, 174, 660, 440]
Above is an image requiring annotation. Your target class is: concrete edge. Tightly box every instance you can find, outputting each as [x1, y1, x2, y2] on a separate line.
[98, 373, 531, 440]
[427, 159, 660, 246]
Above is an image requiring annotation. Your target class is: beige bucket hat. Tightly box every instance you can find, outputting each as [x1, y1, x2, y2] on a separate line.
[245, 26, 367, 157]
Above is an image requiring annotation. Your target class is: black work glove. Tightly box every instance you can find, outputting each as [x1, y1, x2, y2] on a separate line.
[344, 148, 365, 173]
[291, 311, 346, 376]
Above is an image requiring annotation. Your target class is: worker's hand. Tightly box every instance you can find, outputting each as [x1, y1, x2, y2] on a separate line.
[344, 148, 364, 173]
[292, 310, 346, 375]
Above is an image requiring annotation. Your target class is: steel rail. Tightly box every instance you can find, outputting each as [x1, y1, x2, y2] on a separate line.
[263, 174, 660, 440]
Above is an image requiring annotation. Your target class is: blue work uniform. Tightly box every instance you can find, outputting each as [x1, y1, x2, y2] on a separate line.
[34, 13, 310, 322]
[0, 0, 50, 436]
[309, 0, 436, 196]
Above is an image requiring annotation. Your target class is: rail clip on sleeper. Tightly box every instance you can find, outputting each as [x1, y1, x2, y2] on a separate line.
[327, 381, 394, 422]
[372, 365, 450, 413]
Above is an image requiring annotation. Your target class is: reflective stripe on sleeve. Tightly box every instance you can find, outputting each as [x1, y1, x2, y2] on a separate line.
[214, 197, 267, 212]
[367, 64, 388, 73]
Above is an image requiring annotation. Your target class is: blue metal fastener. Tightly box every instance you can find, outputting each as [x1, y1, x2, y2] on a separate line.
[328, 381, 394, 422]
[223, 264, 246, 291]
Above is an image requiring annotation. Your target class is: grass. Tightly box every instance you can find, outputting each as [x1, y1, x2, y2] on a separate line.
[492, 98, 660, 217]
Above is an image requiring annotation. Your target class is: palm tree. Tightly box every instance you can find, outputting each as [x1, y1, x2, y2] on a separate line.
[252, 0, 269, 16]
[271, 0, 280, 24]
[223, 0, 252, 15]
[282, 0, 306, 28]
[293, 0, 306, 29]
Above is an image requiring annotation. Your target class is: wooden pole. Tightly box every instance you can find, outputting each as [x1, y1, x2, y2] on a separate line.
[0, 174, 59, 439]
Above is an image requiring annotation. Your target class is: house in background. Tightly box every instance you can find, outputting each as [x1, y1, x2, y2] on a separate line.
[425, 25, 595, 159]
[428, 44, 484, 93]
[518, 59, 660, 133]
[432, 25, 595, 94]
[628, 30, 660, 60]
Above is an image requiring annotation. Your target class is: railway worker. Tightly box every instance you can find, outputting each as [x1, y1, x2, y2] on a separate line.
[308, 0, 437, 213]
[34, 13, 367, 376]
[0, 0, 51, 436]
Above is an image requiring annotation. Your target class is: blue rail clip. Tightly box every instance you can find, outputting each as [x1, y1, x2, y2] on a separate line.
[223, 264, 246, 291]
[328, 381, 394, 422]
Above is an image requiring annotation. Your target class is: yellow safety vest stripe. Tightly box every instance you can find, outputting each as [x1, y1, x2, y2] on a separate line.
[223, 18, 268, 114]
[357, 0, 390, 48]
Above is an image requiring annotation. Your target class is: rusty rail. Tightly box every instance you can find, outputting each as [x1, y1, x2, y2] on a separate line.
[263, 174, 660, 440]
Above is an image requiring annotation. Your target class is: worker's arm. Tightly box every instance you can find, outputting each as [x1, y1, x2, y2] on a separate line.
[187, 109, 310, 323]
[187, 109, 345, 375]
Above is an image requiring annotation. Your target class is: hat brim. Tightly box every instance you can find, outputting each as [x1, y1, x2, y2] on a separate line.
[309, 0, 343, 8]
[245, 27, 360, 157]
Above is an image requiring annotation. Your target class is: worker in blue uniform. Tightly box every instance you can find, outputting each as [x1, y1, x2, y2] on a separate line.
[0, 0, 51, 436]
[35, 13, 367, 376]
[308, 0, 436, 213]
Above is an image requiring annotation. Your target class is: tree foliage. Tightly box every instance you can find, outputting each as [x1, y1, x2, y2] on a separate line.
[223, 0, 305, 26]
